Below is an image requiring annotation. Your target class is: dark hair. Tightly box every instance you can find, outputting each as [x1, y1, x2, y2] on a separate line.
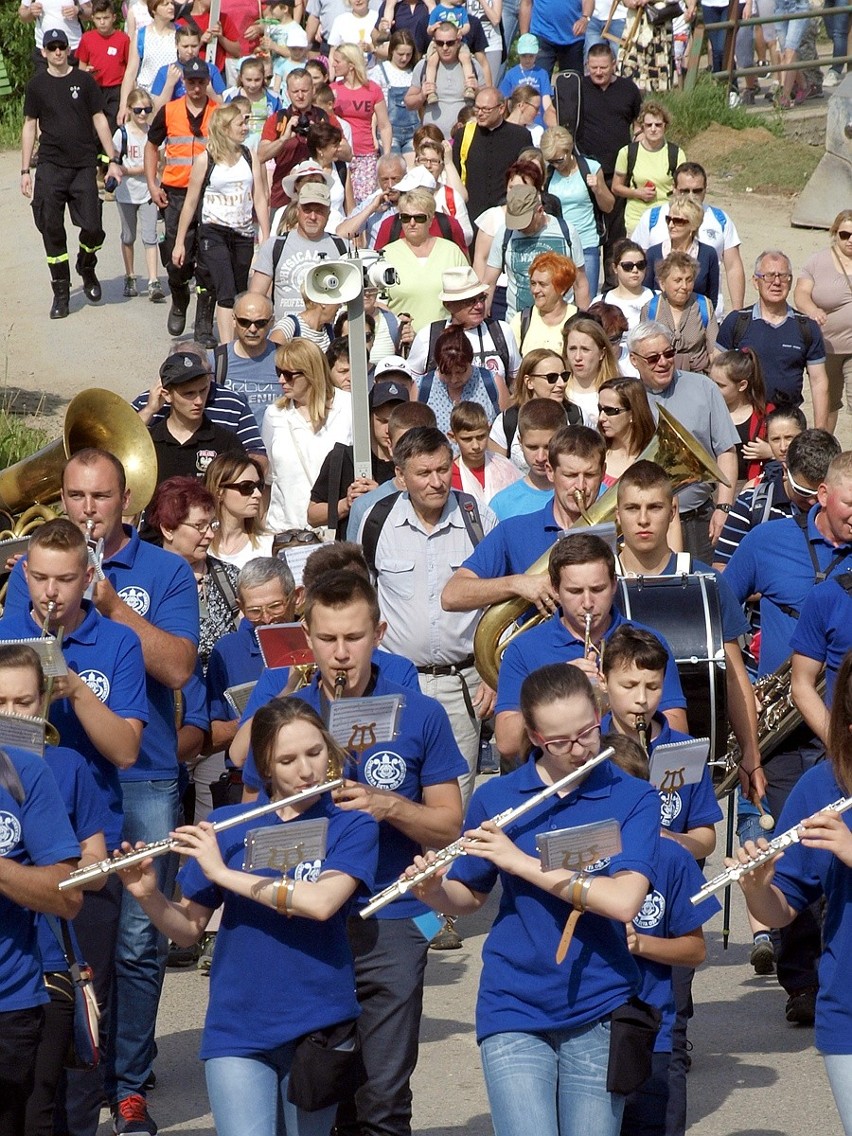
[393, 426, 452, 468]
[450, 400, 489, 434]
[388, 402, 437, 436]
[0, 643, 45, 696]
[587, 300, 627, 340]
[251, 698, 344, 791]
[517, 397, 569, 436]
[303, 570, 380, 627]
[326, 336, 350, 368]
[609, 238, 646, 273]
[786, 429, 842, 483]
[147, 476, 215, 533]
[505, 159, 544, 191]
[598, 377, 655, 455]
[829, 650, 852, 793]
[63, 448, 126, 496]
[305, 57, 327, 79]
[588, 41, 614, 58]
[711, 348, 767, 417]
[674, 161, 707, 185]
[28, 517, 88, 567]
[548, 533, 616, 588]
[0, 749, 25, 805]
[333, 311, 375, 339]
[548, 424, 607, 471]
[91, 0, 116, 13]
[519, 663, 596, 732]
[307, 119, 343, 157]
[616, 458, 672, 504]
[412, 123, 445, 150]
[602, 732, 650, 780]
[302, 542, 370, 589]
[175, 23, 201, 40]
[434, 325, 474, 375]
[765, 406, 806, 433]
[239, 56, 265, 78]
[387, 28, 419, 65]
[601, 625, 668, 677]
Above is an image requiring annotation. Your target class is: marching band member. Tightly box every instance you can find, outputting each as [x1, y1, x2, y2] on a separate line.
[406, 663, 661, 1136]
[116, 697, 379, 1136]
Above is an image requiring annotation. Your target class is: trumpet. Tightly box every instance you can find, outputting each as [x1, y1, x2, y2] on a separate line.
[41, 602, 62, 730]
[58, 778, 344, 890]
[360, 746, 614, 918]
[690, 794, 852, 905]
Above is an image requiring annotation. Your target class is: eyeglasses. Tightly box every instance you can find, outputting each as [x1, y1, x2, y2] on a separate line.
[235, 315, 271, 329]
[532, 722, 600, 757]
[474, 103, 502, 113]
[276, 368, 306, 381]
[399, 212, 429, 224]
[221, 479, 263, 496]
[838, 230, 852, 242]
[464, 294, 487, 305]
[755, 271, 793, 283]
[179, 519, 219, 534]
[434, 37, 458, 45]
[242, 600, 289, 620]
[666, 216, 689, 227]
[633, 347, 676, 365]
[618, 260, 646, 272]
[529, 370, 569, 384]
[599, 404, 628, 416]
[132, 106, 154, 114]
[785, 468, 820, 499]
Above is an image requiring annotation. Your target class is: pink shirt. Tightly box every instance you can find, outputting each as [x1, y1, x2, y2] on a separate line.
[332, 79, 385, 156]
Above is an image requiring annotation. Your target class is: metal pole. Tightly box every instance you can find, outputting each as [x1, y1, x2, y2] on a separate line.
[346, 291, 373, 481]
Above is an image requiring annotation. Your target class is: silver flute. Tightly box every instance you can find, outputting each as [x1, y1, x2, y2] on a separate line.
[359, 747, 614, 919]
[691, 794, 852, 905]
[58, 779, 344, 890]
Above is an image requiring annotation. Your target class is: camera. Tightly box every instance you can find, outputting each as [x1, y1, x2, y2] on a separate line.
[292, 113, 312, 137]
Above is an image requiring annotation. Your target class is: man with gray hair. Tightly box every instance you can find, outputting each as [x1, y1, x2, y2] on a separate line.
[336, 152, 407, 246]
[717, 249, 828, 429]
[628, 319, 738, 561]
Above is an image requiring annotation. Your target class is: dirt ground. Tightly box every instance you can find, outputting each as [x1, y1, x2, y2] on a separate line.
[0, 143, 846, 444]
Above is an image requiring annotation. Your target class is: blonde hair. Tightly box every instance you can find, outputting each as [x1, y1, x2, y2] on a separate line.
[397, 187, 436, 218]
[667, 193, 703, 233]
[563, 318, 620, 387]
[830, 210, 852, 239]
[274, 339, 336, 428]
[334, 43, 368, 86]
[206, 103, 247, 165]
[127, 86, 154, 111]
[540, 126, 574, 162]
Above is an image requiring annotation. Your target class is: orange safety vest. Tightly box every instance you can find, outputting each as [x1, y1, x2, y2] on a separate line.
[162, 98, 215, 189]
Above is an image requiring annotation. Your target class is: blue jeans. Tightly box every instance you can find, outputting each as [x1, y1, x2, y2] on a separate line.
[585, 15, 625, 59]
[480, 1021, 623, 1136]
[583, 246, 601, 298]
[105, 777, 179, 1105]
[824, 0, 850, 66]
[774, 0, 809, 51]
[536, 38, 584, 77]
[824, 1055, 852, 1135]
[497, 0, 520, 82]
[205, 1047, 337, 1136]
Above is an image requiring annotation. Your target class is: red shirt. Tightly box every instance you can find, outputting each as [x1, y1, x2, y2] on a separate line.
[176, 9, 241, 75]
[452, 461, 486, 491]
[331, 79, 385, 157]
[76, 28, 130, 88]
[221, 0, 266, 55]
[261, 107, 329, 209]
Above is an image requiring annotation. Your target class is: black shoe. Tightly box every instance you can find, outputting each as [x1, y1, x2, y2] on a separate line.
[750, 937, 775, 975]
[143, 1071, 156, 1092]
[50, 285, 70, 320]
[193, 291, 217, 349]
[785, 987, 817, 1026]
[167, 286, 190, 336]
[81, 271, 102, 303]
[166, 939, 200, 968]
[430, 917, 463, 950]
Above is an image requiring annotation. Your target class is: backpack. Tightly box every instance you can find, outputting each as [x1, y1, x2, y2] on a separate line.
[360, 489, 485, 574]
[501, 213, 575, 262]
[646, 202, 729, 240]
[387, 210, 455, 244]
[544, 151, 607, 241]
[198, 144, 253, 216]
[502, 400, 583, 453]
[458, 119, 477, 184]
[748, 481, 777, 529]
[727, 308, 814, 357]
[424, 318, 510, 380]
[270, 231, 348, 280]
[118, 124, 128, 164]
[647, 291, 711, 329]
[418, 367, 501, 419]
[624, 140, 680, 189]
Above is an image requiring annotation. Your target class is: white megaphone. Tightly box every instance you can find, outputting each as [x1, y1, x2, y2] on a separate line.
[303, 259, 364, 305]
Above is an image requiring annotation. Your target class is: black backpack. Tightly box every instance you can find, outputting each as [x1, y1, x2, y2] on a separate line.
[424, 318, 511, 381]
[360, 490, 485, 574]
[727, 308, 814, 357]
[624, 140, 680, 189]
[544, 151, 608, 241]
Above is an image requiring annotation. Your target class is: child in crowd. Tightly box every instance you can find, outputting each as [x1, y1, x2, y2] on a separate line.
[497, 33, 556, 128]
[329, 0, 380, 59]
[224, 56, 282, 149]
[313, 82, 354, 147]
[113, 86, 165, 302]
[604, 732, 720, 1136]
[489, 397, 564, 520]
[262, 0, 311, 93]
[77, 0, 130, 136]
[710, 348, 774, 485]
[305, 56, 330, 91]
[422, 0, 478, 101]
[448, 401, 521, 504]
[150, 24, 225, 109]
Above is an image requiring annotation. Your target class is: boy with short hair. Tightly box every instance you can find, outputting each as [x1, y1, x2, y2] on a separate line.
[497, 33, 556, 127]
[449, 400, 520, 505]
[150, 26, 226, 110]
[489, 397, 565, 520]
[77, 0, 130, 137]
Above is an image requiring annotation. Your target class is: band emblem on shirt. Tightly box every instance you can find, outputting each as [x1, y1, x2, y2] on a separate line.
[659, 791, 683, 827]
[364, 751, 407, 791]
[78, 669, 111, 702]
[196, 450, 217, 475]
[119, 585, 151, 616]
[633, 889, 666, 931]
[0, 812, 23, 856]
[295, 858, 323, 882]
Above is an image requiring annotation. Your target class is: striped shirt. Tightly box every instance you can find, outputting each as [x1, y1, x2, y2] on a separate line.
[132, 381, 265, 455]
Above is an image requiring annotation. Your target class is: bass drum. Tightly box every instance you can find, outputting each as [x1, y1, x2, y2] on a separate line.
[615, 573, 727, 760]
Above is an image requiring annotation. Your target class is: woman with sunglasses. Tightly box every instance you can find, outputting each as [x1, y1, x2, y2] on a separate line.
[113, 87, 165, 302]
[263, 339, 353, 533]
[563, 315, 622, 428]
[643, 194, 719, 313]
[597, 376, 656, 488]
[488, 350, 582, 472]
[405, 662, 661, 1136]
[598, 240, 654, 332]
[795, 210, 852, 434]
[205, 453, 274, 571]
[510, 252, 578, 356]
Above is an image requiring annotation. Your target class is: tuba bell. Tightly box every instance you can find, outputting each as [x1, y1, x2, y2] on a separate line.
[0, 388, 158, 520]
[473, 406, 731, 690]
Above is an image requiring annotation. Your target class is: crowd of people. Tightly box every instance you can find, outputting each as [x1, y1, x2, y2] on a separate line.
[6, 1, 852, 1136]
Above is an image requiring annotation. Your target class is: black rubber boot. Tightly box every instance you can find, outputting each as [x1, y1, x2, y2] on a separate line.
[76, 250, 102, 302]
[50, 281, 70, 320]
[193, 290, 217, 349]
[167, 283, 191, 336]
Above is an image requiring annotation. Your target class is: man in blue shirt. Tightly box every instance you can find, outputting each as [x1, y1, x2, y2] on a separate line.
[519, 0, 585, 77]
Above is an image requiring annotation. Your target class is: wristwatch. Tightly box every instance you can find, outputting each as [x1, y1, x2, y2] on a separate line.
[714, 503, 732, 513]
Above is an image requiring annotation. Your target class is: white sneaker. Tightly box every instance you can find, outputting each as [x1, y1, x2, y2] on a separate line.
[729, 89, 742, 107]
[824, 69, 842, 88]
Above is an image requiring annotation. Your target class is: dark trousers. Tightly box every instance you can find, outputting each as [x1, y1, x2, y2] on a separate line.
[31, 162, 105, 281]
[57, 876, 122, 1136]
[336, 916, 430, 1136]
[679, 499, 715, 565]
[159, 185, 198, 292]
[0, 1005, 45, 1136]
[198, 223, 253, 308]
[100, 87, 122, 141]
[536, 38, 584, 76]
[764, 738, 826, 995]
[622, 1050, 670, 1136]
[663, 965, 694, 1136]
[602, 183, 627, 288]
[25, 975, 75, 1136]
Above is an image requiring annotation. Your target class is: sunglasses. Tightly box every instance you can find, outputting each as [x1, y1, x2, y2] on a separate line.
[235, 316, 271, 329]
[434, 37, 458, 45]
[529, 370, 570, 384]
[276, 368, 305, 381]
[618, 260, 646, 272]
[132, 106, 154, 114]
[399, 212, 429, 224]
[221, 479, 263, 496]
[45, 43, 68, 51]
[666, 216, 689, 227]
[634, 347, 676, 365]
[785, 468, 820, 499]
[839, 230, 852, 242]
[599, 404, 628, 416]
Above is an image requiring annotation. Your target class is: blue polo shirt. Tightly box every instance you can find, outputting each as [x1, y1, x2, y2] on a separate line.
[496, 608, 685, 716]
[723, 506, 852, 677]
[661, 554, 749, 643]
[631, 838, 719, 1052]
[207, 618, 264, 723]
[0, 602, 148, 850]
[5, 528, 199, 784]
[243, 670, 466, 918]
[0, 746, 79, 1012]
[716, 304, 825, 408]
[183, 660, 210, 733]
[448, 754, 660, 1041]
[789, 574, 852, 705]
[37, 745, 112, 973]
[462, 499, 571, 580]
[770, 761, 852, 1055]
[150, 59, 226, 99]
[179, 792, 378, 1058]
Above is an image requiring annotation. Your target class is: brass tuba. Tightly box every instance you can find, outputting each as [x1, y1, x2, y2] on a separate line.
[0, 388, 158, 521]
[473, 406, 731, 689]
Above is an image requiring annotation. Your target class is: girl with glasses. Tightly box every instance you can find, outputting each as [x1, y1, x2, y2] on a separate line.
[404, 661, 661, 1136]
[598, 239, 653, 332]
[597, 376, 655, 487]
[643, 194, 719, 313]
[113, 87, 165, 302]
[205, 454, 274, 571]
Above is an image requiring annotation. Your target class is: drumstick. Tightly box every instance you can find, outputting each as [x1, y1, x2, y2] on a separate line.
[752, 792, 776, 832]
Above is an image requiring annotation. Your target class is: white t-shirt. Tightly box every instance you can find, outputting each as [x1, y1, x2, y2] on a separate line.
[594, 287, 653, 331]
[212, 533, 275, 570]
[113, 124, 152, 206]
[23, 0, 84, 48]
[328, 9, 379, 45]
